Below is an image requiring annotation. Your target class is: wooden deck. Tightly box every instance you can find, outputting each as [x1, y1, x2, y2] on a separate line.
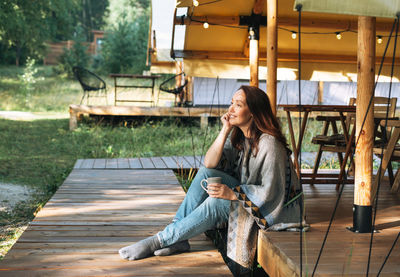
[258, 183, 400, 276]
[0, 168, 231, 276]
[74, 156, 205, 170]
[69, 105, 227, 130]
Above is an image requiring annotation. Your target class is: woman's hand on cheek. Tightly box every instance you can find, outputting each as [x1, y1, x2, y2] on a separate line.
[207, 183, 237, 200]
[221, 113, 233, 131]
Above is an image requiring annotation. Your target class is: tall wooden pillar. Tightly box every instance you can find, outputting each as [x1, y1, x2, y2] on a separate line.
[353, 16, 375, 233]
[267, 0, 278, 115]
[249, 27, 259, 87]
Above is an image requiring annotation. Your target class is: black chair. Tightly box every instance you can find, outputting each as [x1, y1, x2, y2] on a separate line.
[158, 72, 188, 107]
[73, 66, 107, 105]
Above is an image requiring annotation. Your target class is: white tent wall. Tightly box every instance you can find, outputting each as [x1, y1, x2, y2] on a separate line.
[192, 77, 400, 107]
[324, 82, 400, 106]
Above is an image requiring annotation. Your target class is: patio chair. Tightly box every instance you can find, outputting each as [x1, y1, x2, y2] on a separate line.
[373, 119, 400, 195]
[158, 72, 188, 107]
[73, 66, 108, 105]
[311, 96, 397, 187]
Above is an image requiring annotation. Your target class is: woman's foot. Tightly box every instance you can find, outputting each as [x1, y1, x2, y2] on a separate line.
[154, 240, 190, 256]
[119, 235, 161, 260]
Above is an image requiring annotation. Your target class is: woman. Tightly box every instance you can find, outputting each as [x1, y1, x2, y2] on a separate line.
[119, 85, 303, 268]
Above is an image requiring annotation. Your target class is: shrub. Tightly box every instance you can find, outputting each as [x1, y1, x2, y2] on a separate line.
[99, 14, 149, 74]
[56, 27, 91, 77]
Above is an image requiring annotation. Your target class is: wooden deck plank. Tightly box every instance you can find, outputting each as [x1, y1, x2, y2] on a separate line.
[139, 157, 155, 169]
[79, 159, 95, 169]
[173, 156, 192, 169]
[116, 158, 130, 169]
[182, 156, 198, 168]
[93, 159, 106, 169]
[105, 158, 118, 169]
[128, 158, 142, 169]
[73, 159, 84, 169]
[0, 168, 231, 276]
[151, 157, 168, 169]
[258, 183, 400, 276]
[160, 156, 177, 169]
[196, 155, 205, 166]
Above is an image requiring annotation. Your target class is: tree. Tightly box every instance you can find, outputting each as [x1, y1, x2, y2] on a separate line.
[0, 1, 79, 65]
[0, 0, 109, 65]
[100, 12, 149, 74]
[78, 0, 109, 41]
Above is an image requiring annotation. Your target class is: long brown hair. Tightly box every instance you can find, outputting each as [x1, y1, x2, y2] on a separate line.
[230, 85, 290, 154]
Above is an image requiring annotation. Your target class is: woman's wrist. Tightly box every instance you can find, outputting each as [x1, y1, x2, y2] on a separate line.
[221, 125, 232, 136]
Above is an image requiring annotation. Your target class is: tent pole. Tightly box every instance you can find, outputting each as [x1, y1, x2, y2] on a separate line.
[249, 27, 259, 87]
[267, 0, 278, 115]
[352, 16, 376, 233]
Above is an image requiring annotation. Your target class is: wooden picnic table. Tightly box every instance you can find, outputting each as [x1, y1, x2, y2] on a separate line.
[280, 105, 356, 182]
[110, 74, 161, 106]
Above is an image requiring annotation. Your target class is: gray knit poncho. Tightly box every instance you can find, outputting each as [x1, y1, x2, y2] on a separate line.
[216, 133, 304, 268]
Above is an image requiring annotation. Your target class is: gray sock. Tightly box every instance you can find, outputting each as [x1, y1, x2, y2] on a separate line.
[119, 235, 161, 260]
[154, 240, 190, 256]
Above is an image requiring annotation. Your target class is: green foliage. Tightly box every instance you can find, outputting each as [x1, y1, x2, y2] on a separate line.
[99, 13, 149, 74]
[0, 65, 82, 112]
[79, 0, 110, 41]
[56, 27, 91, 77]
[0, 1, 80, 65]
[0, 0, 110, 65]
[19, 57, 43, 91]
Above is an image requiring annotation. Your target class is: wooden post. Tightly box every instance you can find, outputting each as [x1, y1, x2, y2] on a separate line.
[318, 81, 324, 105]
[267, 0, 278, 115]
[175, 61, 183, 105]
[249, 27, 259, 87]
[353, 16, 375, 233]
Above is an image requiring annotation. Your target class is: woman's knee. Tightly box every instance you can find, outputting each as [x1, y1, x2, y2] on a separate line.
[197, 167, 221, 179]
[203, 197, 230, 218]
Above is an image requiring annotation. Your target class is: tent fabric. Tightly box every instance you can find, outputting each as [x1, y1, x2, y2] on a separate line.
[294, 0, 400, 19]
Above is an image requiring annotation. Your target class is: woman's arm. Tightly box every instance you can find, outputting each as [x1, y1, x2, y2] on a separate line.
[204, 113, 232, 168]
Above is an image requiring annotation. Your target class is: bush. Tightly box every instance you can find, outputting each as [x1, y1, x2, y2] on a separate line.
[56, 27, 91, 77]
[99, 14, 149, 74]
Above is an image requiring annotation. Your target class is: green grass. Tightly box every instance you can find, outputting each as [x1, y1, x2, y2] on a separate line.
[0, 65, 83, 112]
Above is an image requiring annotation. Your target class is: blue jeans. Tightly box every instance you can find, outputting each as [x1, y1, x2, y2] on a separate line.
[157, 167, 241, 248]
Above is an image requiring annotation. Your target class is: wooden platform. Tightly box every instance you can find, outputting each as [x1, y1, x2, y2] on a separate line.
[258, 183, 400, 276]
[74, 156, 205, 170]
[69, 105, 227, 130]
[0, 168, 231, 276]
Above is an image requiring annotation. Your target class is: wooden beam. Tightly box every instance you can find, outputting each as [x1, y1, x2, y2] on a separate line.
[354, 16, 375, 232]
[267, 0, 278, 115]
[173, 50, 400, 65]
[175, 15, 393, 33]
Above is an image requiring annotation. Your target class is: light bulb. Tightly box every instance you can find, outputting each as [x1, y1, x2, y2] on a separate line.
[291, 32, 297, 39]
[193, 0, 199, 6]
[249, 29, 255, 36]
[203, 22, 209, 29]
[377, 36, 383, 44]
[336, 32, 342, 40]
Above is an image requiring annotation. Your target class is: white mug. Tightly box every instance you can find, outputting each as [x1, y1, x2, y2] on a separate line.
[200, 177, 222, 192]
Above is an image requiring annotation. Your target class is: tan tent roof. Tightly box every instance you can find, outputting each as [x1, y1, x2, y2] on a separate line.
[172, 0, 400, 81]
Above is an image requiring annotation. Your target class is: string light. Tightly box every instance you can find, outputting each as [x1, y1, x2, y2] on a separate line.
[336, 32, 342, 40]
[377, 36, 383, 44]
[193, 0, 199, 7]
[203, 22, 209, 29]
[291, 31, 297, 39]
